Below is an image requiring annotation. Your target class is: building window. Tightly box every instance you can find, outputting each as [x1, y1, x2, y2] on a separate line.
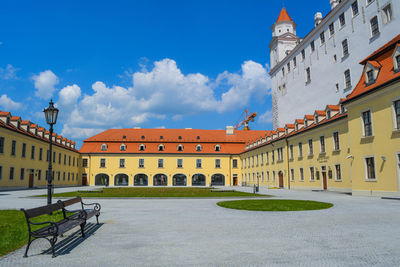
[308, 139, 313, 155]
[333, 132, 340, 150]
[287, 62, 290, 72]
[101, 144, 107, 151]
[0, 137, 4, 154]
[293, 57, 297, 67]
[139, 144, 145, 151]
[196, 159, 202, 168]
[298, 142, 303, 157]
[266, 152, 269, 164]
[310, 167, 315, 181]
[282, 67, 285, 76]
[365, 157, 376, 179]
[320, 136, 326, 153]
[120, 144, 126, 151]
[119, 159, 125, 168]
[232, 159, 238, 168]
[63, 172, 65, 181]
[310, 41, 315, 52]
[215, 159, 221, 168]
[267, 171, 270, 181]
[370, 16, 379, 37]
[100, 158, 106, 168]
[395, 55, 400, 71]
[344, 69, 351, 88]
[177, 144, 183, 151]
[158, 159, 164, 168]
[335, 164, 342, 181]
[196, 144, 202, 151]
[139, 158, 144, 168]
[289, 145, 294, 160]
[382, 4, 392, 24]
[352, 1, 359, 16]
[39, 148, 43, 160]
[82, 158, 88, 167]
[9, 167, 14, 180]
[20, 168, 24, 180]
[158, 144, 165, 151]
[22, 143, 26, 158]
[394, 100, 400, 129]
[301, 49, 305, 61]
[366, 70, 375, 84]
[68, 156, 71, 166]
[300, 168, 304, 181]
[342, 39, 349, 57]
[58, 153, 61, 164]
[329, 23, 335, 36]
[177, 159, 183, 168]
[362, 110, 373, 136]
[38, 170, 42, 181]
[0, 166, 2, 180]
[306, 68, 311, 83]
[290, 169, 295, 181]
[272, 150, 275, 162]
[30, 145, 35, 159]
[320, 32, 325, 44]
[327, 110, 331, 119]
[315, 115, 319, 124]
[68, 172, 70, 181]
[215, 145, 220, 152]
[339, 13, 346, 27]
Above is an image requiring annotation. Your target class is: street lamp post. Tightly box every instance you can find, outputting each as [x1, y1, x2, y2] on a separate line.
[43, 100, 59, 205]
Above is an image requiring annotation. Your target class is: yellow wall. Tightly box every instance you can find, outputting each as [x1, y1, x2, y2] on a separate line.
[345, 82, 400, 196]
[0, 127, 81, 188]
[81, 153, 241, 186]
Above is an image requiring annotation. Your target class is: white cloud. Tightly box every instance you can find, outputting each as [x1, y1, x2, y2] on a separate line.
[33, 70, 59, 100]
[0, 64, 19, 80]
[0, 94, 22, 110]
[258, 109, 273, 124]
[59, 58, 270, 140]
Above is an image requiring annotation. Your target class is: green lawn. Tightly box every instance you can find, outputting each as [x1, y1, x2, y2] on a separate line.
[217, 199, 333, 211]
[0, 210, 66, 257]
[37, 187, 271, 198]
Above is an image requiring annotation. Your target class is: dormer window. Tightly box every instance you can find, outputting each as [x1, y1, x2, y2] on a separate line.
[27, 125, 30, 132]
[101, 144, 107, 151]
[178, 136, 182, 140]
[139, 144, 145, 151]
[327, 110, 331, 119]
[197, 136, 200, 140]
[158, 144, 165, 151]
[122, 135, 126, 139]
[141, 135, 145, 140]
[196, 144, 202, 151]
[393, 46, 400, 71]
[177, 144, 183, 151]
[160, 136, 163, 140]
[365, 61, 380, 85]
[295, 123, 298, 131]
[215, 145, 220, 152]
[120, 144, 126, 151]
[366, 70, 374, 83]
[395, 55, 400, 71]
[6, 117, 10, 125]
[340, 104, 346, 113]
[304, 119, 308, 127]
[17, 121, 20, 128]
[35, 129, 38, 135]
[315, 115, 319, 124]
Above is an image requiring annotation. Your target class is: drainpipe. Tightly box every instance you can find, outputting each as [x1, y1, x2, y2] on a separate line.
[229, 155, 232, 186]
[285, 137, 290, 190]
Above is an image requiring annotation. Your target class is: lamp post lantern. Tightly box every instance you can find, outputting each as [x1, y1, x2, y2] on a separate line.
[43, 99, 59, 205]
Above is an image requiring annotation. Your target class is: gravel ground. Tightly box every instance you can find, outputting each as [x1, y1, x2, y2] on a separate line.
[1, 186, 400, 267]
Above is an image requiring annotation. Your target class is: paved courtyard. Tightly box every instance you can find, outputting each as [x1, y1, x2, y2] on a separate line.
[1, 187, 400, 266]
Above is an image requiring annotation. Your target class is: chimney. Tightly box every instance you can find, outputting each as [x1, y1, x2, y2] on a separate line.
[330, 0, 339, 9]
[226, 126, 234, 135]
[314, 12, 322, 27]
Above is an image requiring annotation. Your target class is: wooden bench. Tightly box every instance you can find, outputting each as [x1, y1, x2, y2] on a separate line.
[21, 197, 101, 258]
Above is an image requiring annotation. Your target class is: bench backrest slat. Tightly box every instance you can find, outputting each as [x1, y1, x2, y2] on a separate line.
[61, 196, 82, 207]
[23, 203, 61, 218]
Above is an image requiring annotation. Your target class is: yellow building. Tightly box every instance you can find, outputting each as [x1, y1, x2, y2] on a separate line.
[0, 111, 80, 189]
[242, 34, 400, 196]
[342, 35, 400, 196]
[79, 127, 267, 187]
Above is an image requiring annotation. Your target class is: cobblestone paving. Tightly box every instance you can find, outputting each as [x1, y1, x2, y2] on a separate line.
[1, 186, 400, 266]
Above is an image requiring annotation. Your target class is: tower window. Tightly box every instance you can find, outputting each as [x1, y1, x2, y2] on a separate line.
[101, 144, 107, 151]
[310, 41, 315, 52]
[382, 4, 392, 24]
[215, 145, 221, 152]
[139, 144, 145, 151]
[339, 13, 346, 27]
[177, 144, 183, 151]
[342, 39, 349, 57]
[329, 23, 335, 36]
[320, 32, 325, 44]
[351, 1, 359, 17]
[306, 68, 311, 83]
[370, 16, 379, 37]
[344, 69, 351, 88]
[196, 144, 202, 151]
[158, 144, 165, 151]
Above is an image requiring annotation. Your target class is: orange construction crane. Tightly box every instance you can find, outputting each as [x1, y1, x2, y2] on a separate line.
[234, 109, 257, 130]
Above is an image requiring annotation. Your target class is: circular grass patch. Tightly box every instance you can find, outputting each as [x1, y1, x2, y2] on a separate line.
[217, 199, 333, 211]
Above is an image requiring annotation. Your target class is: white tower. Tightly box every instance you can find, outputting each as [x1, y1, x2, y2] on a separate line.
[269, 8, 299, 69]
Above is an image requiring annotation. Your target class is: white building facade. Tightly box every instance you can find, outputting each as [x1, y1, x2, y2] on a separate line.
[270, 0, 399, 128]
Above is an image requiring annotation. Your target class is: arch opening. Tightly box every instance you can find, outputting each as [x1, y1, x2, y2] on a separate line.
[192, 173, 206, 186]
[95, 173, 110, 186]
[173, 174, 187, 186]
[211, 174, 225, 186]
[153, 173, 168, 186]
[115, 173, 129, 186]
[134, 174, 148, 186]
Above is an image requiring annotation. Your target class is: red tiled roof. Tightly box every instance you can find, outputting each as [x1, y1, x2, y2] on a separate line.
[11, 116, 21, 121]
[345, 34, 400, 103]
[0, 111, 10, 116]
[30, 124, 38, 128]
[304, 115, 314, 120]
[295, 119, 304, 124]
[21, 120, 31, 125]
[277, 128, 285, 132]
[366, 60, 382, 69]
[285, 124, 295, 128]
[315, 110, 326, 116]
[276, 7, 293, 23]
[326, 105, 340, 111]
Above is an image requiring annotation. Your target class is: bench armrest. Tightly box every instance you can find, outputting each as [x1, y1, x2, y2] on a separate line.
[64, 209, 87, 220]
[81, 202, 101, 212]
[29, 220, 59, 235]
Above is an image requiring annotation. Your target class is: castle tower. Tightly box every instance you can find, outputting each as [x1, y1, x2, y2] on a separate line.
[269, 7, 299, 69]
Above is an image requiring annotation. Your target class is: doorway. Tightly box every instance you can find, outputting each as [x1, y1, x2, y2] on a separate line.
[29, 169, 34, 188]
[322, 166, 327, 190]
[233, 174, 238, 186]
[278, 171, 284, 188]
[82, 173, 87, 186]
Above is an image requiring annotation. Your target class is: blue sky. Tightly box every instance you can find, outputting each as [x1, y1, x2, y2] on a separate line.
[0, 0, 331, 147]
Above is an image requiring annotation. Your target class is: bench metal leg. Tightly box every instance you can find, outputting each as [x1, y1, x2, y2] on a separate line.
[49, 237, 57, 258]
[23, 235, 32, 258]
[80, 222, 86, 237]
[96, 214, 99, 225]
